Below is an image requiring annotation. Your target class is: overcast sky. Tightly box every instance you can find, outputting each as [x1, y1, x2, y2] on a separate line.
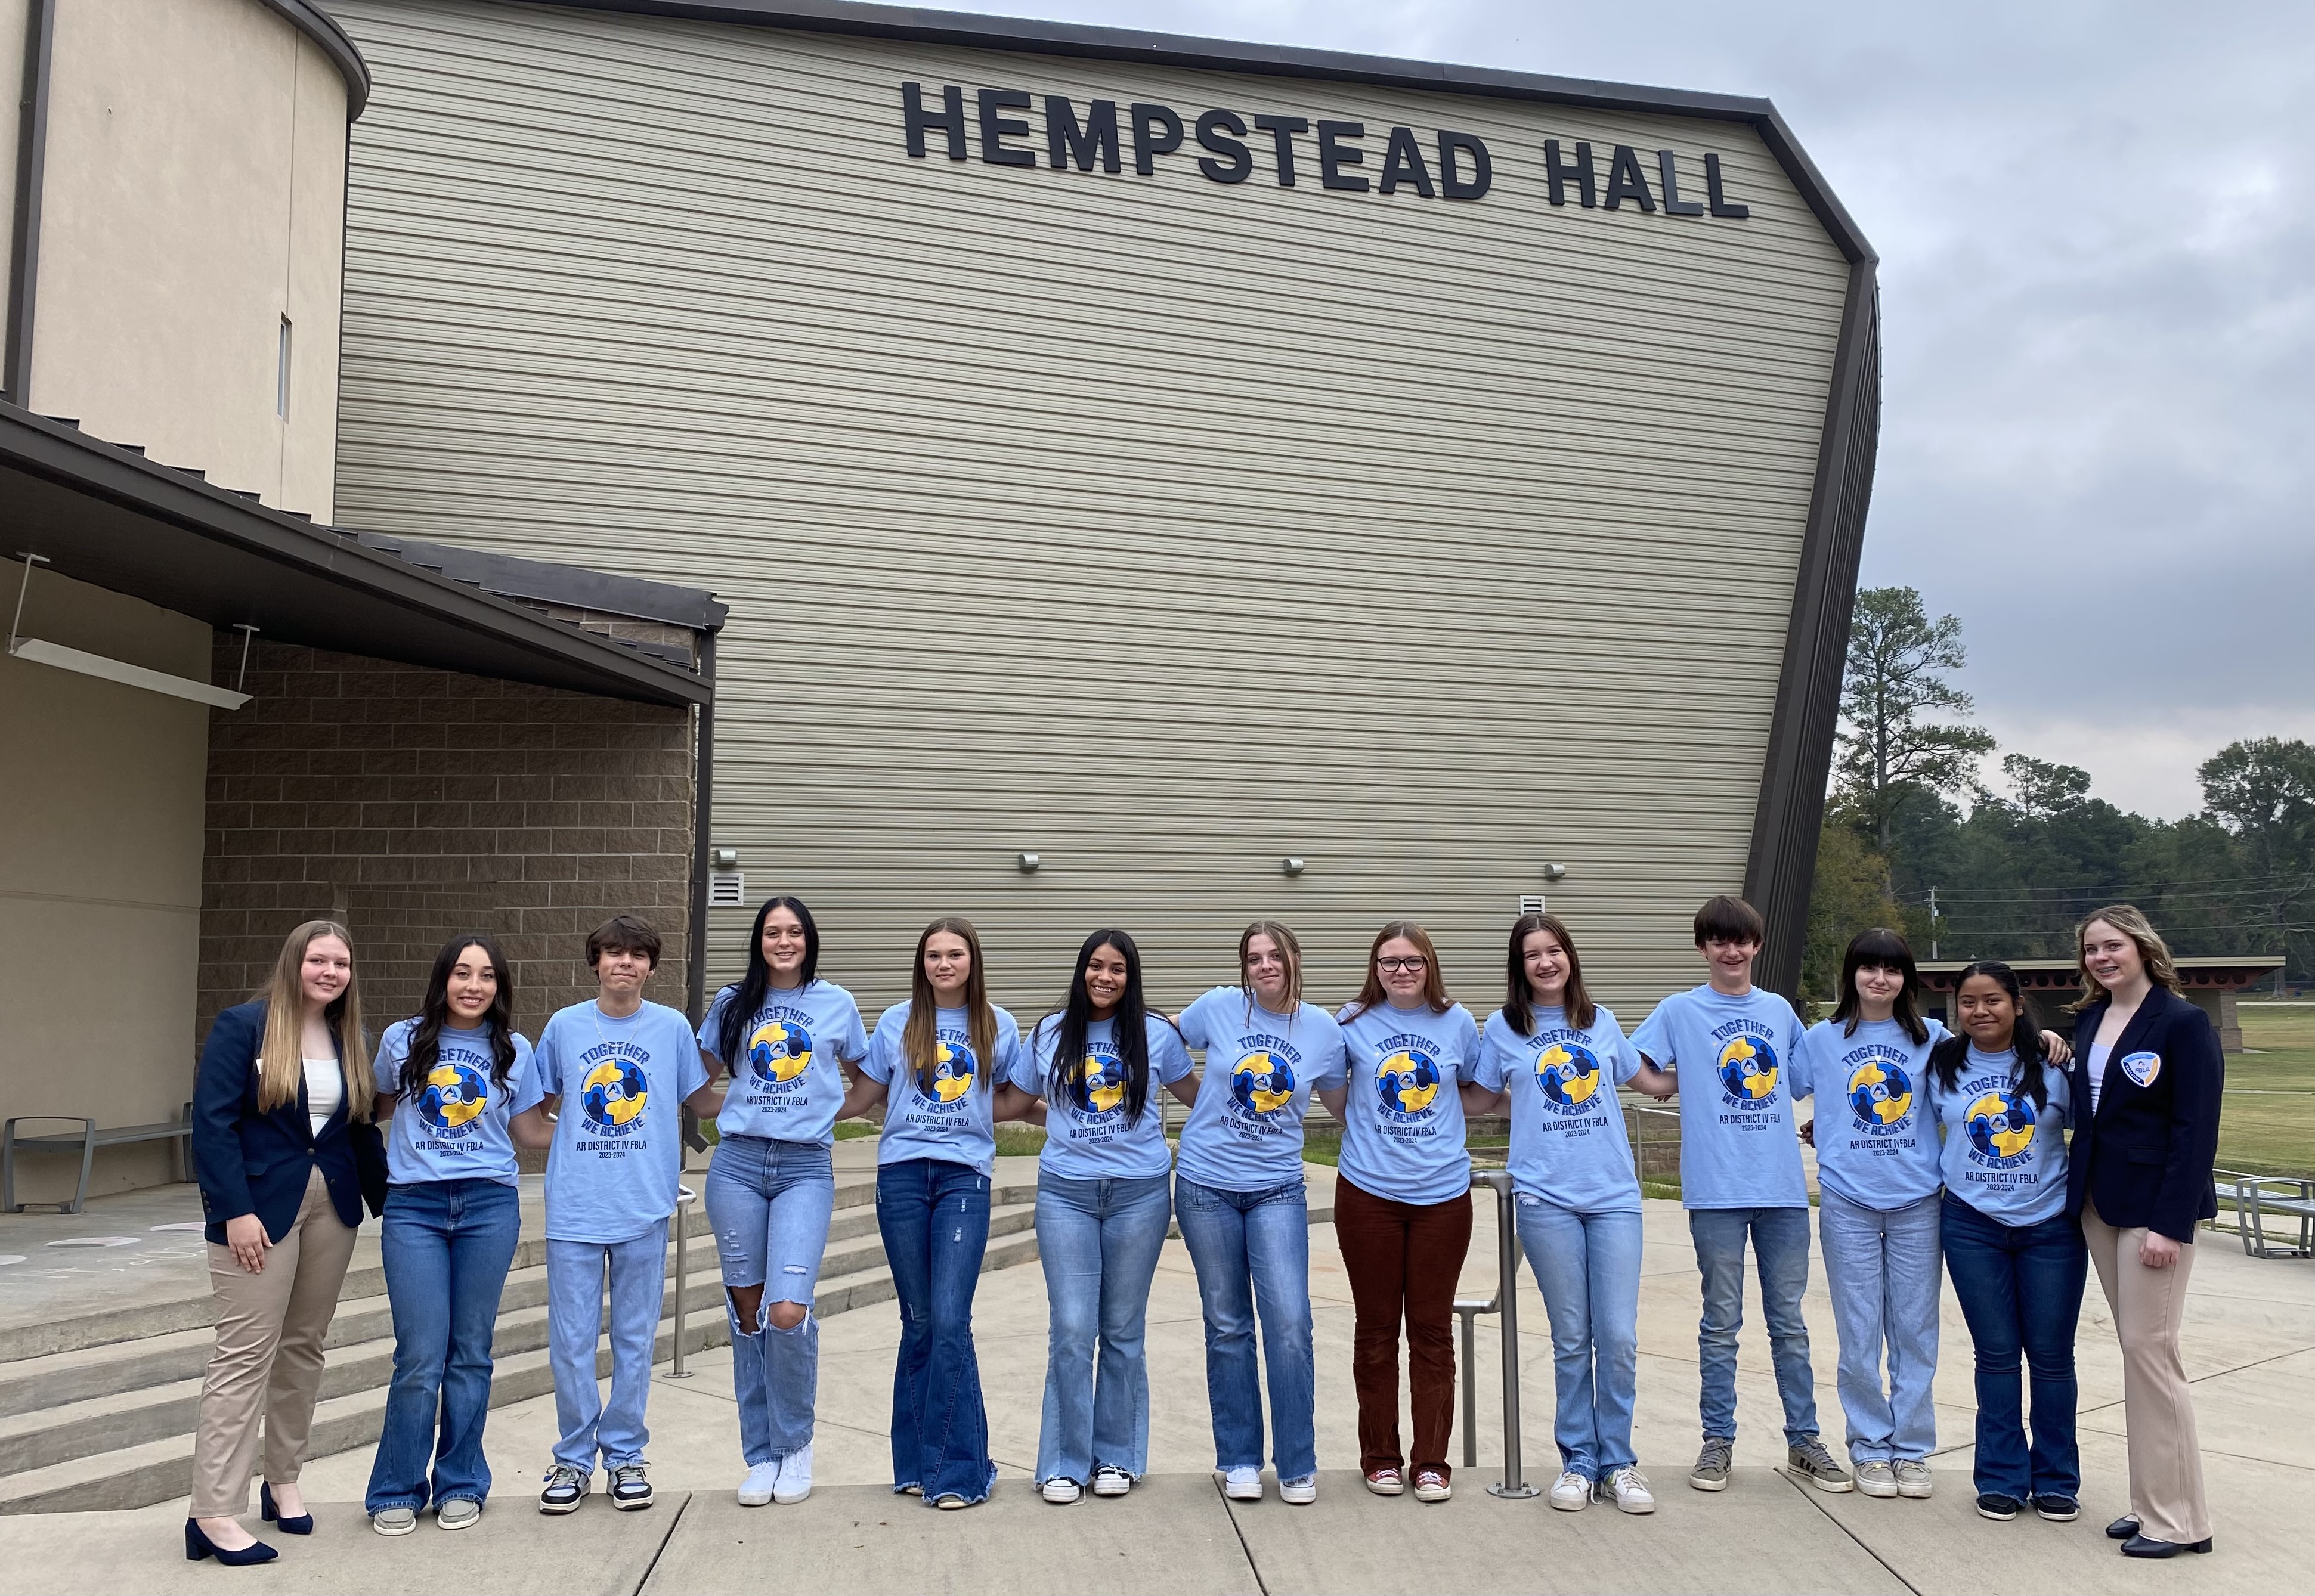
[930, 0, 2314, 819]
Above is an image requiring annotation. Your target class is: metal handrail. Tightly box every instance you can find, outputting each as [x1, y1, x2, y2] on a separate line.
[1454, 1169, 1539, 1498]
[670, 1182, 699, 1379]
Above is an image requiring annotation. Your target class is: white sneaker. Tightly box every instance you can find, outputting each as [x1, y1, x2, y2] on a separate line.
[1092, 1467, 1132, 1498]
[1041, 1477, 1082, 1505]
[1550, 1470, 1592, 1511]
[737, 1461, 780, 1507]
[773, 1443, 813, 1505]
[1279, 1474, 1317, 1505]
[1223, 1466, 1263, 1501]
[1607, 1466, 1656, 1514]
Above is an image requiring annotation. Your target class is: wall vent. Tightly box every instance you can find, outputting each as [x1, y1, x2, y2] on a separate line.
[1518, 895, 1548, 915]
[708, 870, 745, 906]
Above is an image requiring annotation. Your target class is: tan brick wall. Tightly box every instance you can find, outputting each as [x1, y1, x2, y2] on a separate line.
[197, 638, 697, 1058]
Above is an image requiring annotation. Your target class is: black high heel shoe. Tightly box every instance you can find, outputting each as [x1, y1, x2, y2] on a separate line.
[184, 1520, 278, 1566]
[261, 1483, 314, 1535]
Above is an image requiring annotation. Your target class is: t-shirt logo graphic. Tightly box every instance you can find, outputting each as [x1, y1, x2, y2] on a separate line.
[1535, 1040, 1601, 1114]
[1716, 1036, 1779, 1104]
[581, 1057, 650, 1136]
[2119, 1050, 2161, 1089]
[1376, 1049, 1440, 1117]
[419, 1061, 489, 1133]
[1231, 1050, 1296, 1118]
[747, 1018, 813, 1086]
[1965, 1089, 2037, 1166]
[1846, 1059, 1913, 1135]
[923, 1039, 977, 1104]
[1075, 1049, 1126, 1118]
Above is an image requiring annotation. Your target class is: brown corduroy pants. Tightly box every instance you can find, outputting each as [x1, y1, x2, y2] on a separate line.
[1333, 1176, 1473, 1479]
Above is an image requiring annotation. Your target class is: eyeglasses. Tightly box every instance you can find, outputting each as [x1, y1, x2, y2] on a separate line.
[1377, 956, 1428, 974]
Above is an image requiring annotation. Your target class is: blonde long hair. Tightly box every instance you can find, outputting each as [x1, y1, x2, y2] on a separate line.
[902, 917, 996, 1098]
[2070, 903, 2180, 1013]
[255, 920, 374, 1120]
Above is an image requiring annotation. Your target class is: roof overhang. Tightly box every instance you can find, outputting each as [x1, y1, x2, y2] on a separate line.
[0, 402, 711, 709]
[1920, 957, 2286, 993]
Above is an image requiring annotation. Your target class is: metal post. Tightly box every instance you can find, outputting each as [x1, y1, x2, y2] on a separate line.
[670, 1182, 697, 1378]
[1451, 1169, 1540, 1498]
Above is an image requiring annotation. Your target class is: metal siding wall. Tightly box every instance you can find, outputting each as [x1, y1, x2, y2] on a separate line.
[327, 0, 1852, 1023]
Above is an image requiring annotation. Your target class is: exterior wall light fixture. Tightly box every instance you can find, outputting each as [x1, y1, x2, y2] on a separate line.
[1542, 862, 1567, 881]
[1281, 857, 1306, 876]
[1017, 853, 1041, 873]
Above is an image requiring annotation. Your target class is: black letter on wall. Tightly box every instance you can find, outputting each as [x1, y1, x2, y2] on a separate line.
[1317, 121, 1368, 192]
[1196, 110, 1253, 184]
[1046, 97, 1121, 172]
[1604, 144, 1657, 211]
[1704, 154, 1751, 219]
[1656, 150, 1704, 216]
[1543, 139, 1595, 206]
[1437, 131, 1491, 199]
[1253, 114, 1308, 187]
[977, 89, 1035, 167]
[903, 82, 967, 160]
[1378, 126, 1435, 197]
[1131, 103, 1185, 175]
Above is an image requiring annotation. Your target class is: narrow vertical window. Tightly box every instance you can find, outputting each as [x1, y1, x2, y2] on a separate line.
[277, 316, 292, 417]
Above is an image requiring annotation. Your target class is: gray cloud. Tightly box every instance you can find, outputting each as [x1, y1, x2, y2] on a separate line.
[919, 0, 2315, 816]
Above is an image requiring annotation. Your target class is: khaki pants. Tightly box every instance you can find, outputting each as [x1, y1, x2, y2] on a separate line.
[191, 1168, 358, 1518]
[2082, 1200, 2210, 1543]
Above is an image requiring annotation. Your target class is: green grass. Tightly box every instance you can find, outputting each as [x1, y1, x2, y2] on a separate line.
[2223, 1003, 2315, 1179]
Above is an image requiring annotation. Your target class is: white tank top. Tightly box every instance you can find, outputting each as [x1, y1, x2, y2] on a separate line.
[304, 1057, 343, 1138]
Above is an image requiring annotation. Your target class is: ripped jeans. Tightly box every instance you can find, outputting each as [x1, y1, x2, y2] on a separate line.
[876, 1156, 995, 1504]
[705, 1136, 837, 1465]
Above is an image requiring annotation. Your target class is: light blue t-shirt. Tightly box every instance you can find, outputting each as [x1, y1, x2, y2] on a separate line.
[1791, 1017, 1949, 1210]
[1175, 988, 1350, 1193]
[1335, 1000, 1483, 1206]
[700, 979, 869, 1146]
[533, 999, 708, 1244]
[1929, 1046, 2075, 1226]
[1009, 1014, 1193, 1180]
[1630, 984, 1808, 1210]
[373, 1020, 545, 1188]
[859, 1001, 1022, 1179]
[1476, 1004, 1642, 1214]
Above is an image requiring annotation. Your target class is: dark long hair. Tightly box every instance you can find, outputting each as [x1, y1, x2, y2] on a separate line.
[1929, 959, 2048, 1110]
[1832, 927, 1929, 1045]
[1039, 929, 1169, 1125]
[713, 895, 821, 1073]
[401, 933, 518, 1099]
[1342, 919, 1451, 1022]
[1501, 912, 1597, 1035]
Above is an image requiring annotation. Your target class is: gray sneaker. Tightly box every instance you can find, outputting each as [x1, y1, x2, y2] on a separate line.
[1894, 1459, 1933, 1499]
[1787, 1435, 1855, 1493]
[371, 1507, 417, 1536]
[1689, 1436, 1734, 1492]
[436, 1498, 481, 1531]
[1856, 1460, 1898, 1498]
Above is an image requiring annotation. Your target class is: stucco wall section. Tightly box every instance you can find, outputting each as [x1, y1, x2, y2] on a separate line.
[26, 0, 345, 517]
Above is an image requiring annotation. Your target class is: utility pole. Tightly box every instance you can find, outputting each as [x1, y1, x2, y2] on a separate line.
[1927, 885, 1940, 961]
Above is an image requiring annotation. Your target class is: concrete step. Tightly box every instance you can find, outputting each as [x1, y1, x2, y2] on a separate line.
[0, 1197, 1038, 1482]
[0, 1221, 1042, 1514]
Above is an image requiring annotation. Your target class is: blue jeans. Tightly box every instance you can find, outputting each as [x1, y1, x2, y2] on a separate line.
[706, 1136, 837, 1465]
[1941, 1195, 2087, 1500]
[1818, 1189, 1940, 1464]
[1689, 1206, 1818, 1443]
[1175, 1176, 1317, 1480]
[545, 1220, 668, 1471]
[1033, 1172, 1172, 1485]
[366, 1179, 521, 1511]
[1515, 1198, 1642, 1479]
[877, 1157, 995, 1504]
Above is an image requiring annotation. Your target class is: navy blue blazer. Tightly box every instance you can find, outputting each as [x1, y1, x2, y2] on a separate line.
[2064, 986, 2223, 1242]
[192, 999, 387, 1246]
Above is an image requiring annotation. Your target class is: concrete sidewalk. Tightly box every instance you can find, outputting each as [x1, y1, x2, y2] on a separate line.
[3, 1187, 2309, 1595]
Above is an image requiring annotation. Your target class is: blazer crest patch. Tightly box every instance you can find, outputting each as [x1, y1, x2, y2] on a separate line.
[2119, 1050, 2161, 1089]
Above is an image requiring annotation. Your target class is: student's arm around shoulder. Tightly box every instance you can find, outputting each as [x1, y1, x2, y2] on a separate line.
[509, 1014, 564, 1151]
[2149, 993, 2224, 1248]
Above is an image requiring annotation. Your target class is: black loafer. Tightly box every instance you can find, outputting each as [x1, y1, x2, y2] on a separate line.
[2106, 1515, 2140, 1541]
[2032, 1495, 2079, 1523]
[1976, 1493, 2021, 1521]
[2122, 1533, 2212, 1558]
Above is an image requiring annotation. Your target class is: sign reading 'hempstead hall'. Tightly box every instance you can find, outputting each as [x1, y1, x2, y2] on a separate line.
[900, 82, 1754, 217]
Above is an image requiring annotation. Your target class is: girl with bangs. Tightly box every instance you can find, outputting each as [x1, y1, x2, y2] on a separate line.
[366, 934, 541, 1535]
[1007, 931, 1196, 1505]
[1173, 921, 1350, 1507]
[698, 896, 869, 1508]
[1332, 919, 1491, 1504]
[844, 918, 1038, 1509]
[187, 921, 386, 1564]
[1469, 913, 1671, 1516]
